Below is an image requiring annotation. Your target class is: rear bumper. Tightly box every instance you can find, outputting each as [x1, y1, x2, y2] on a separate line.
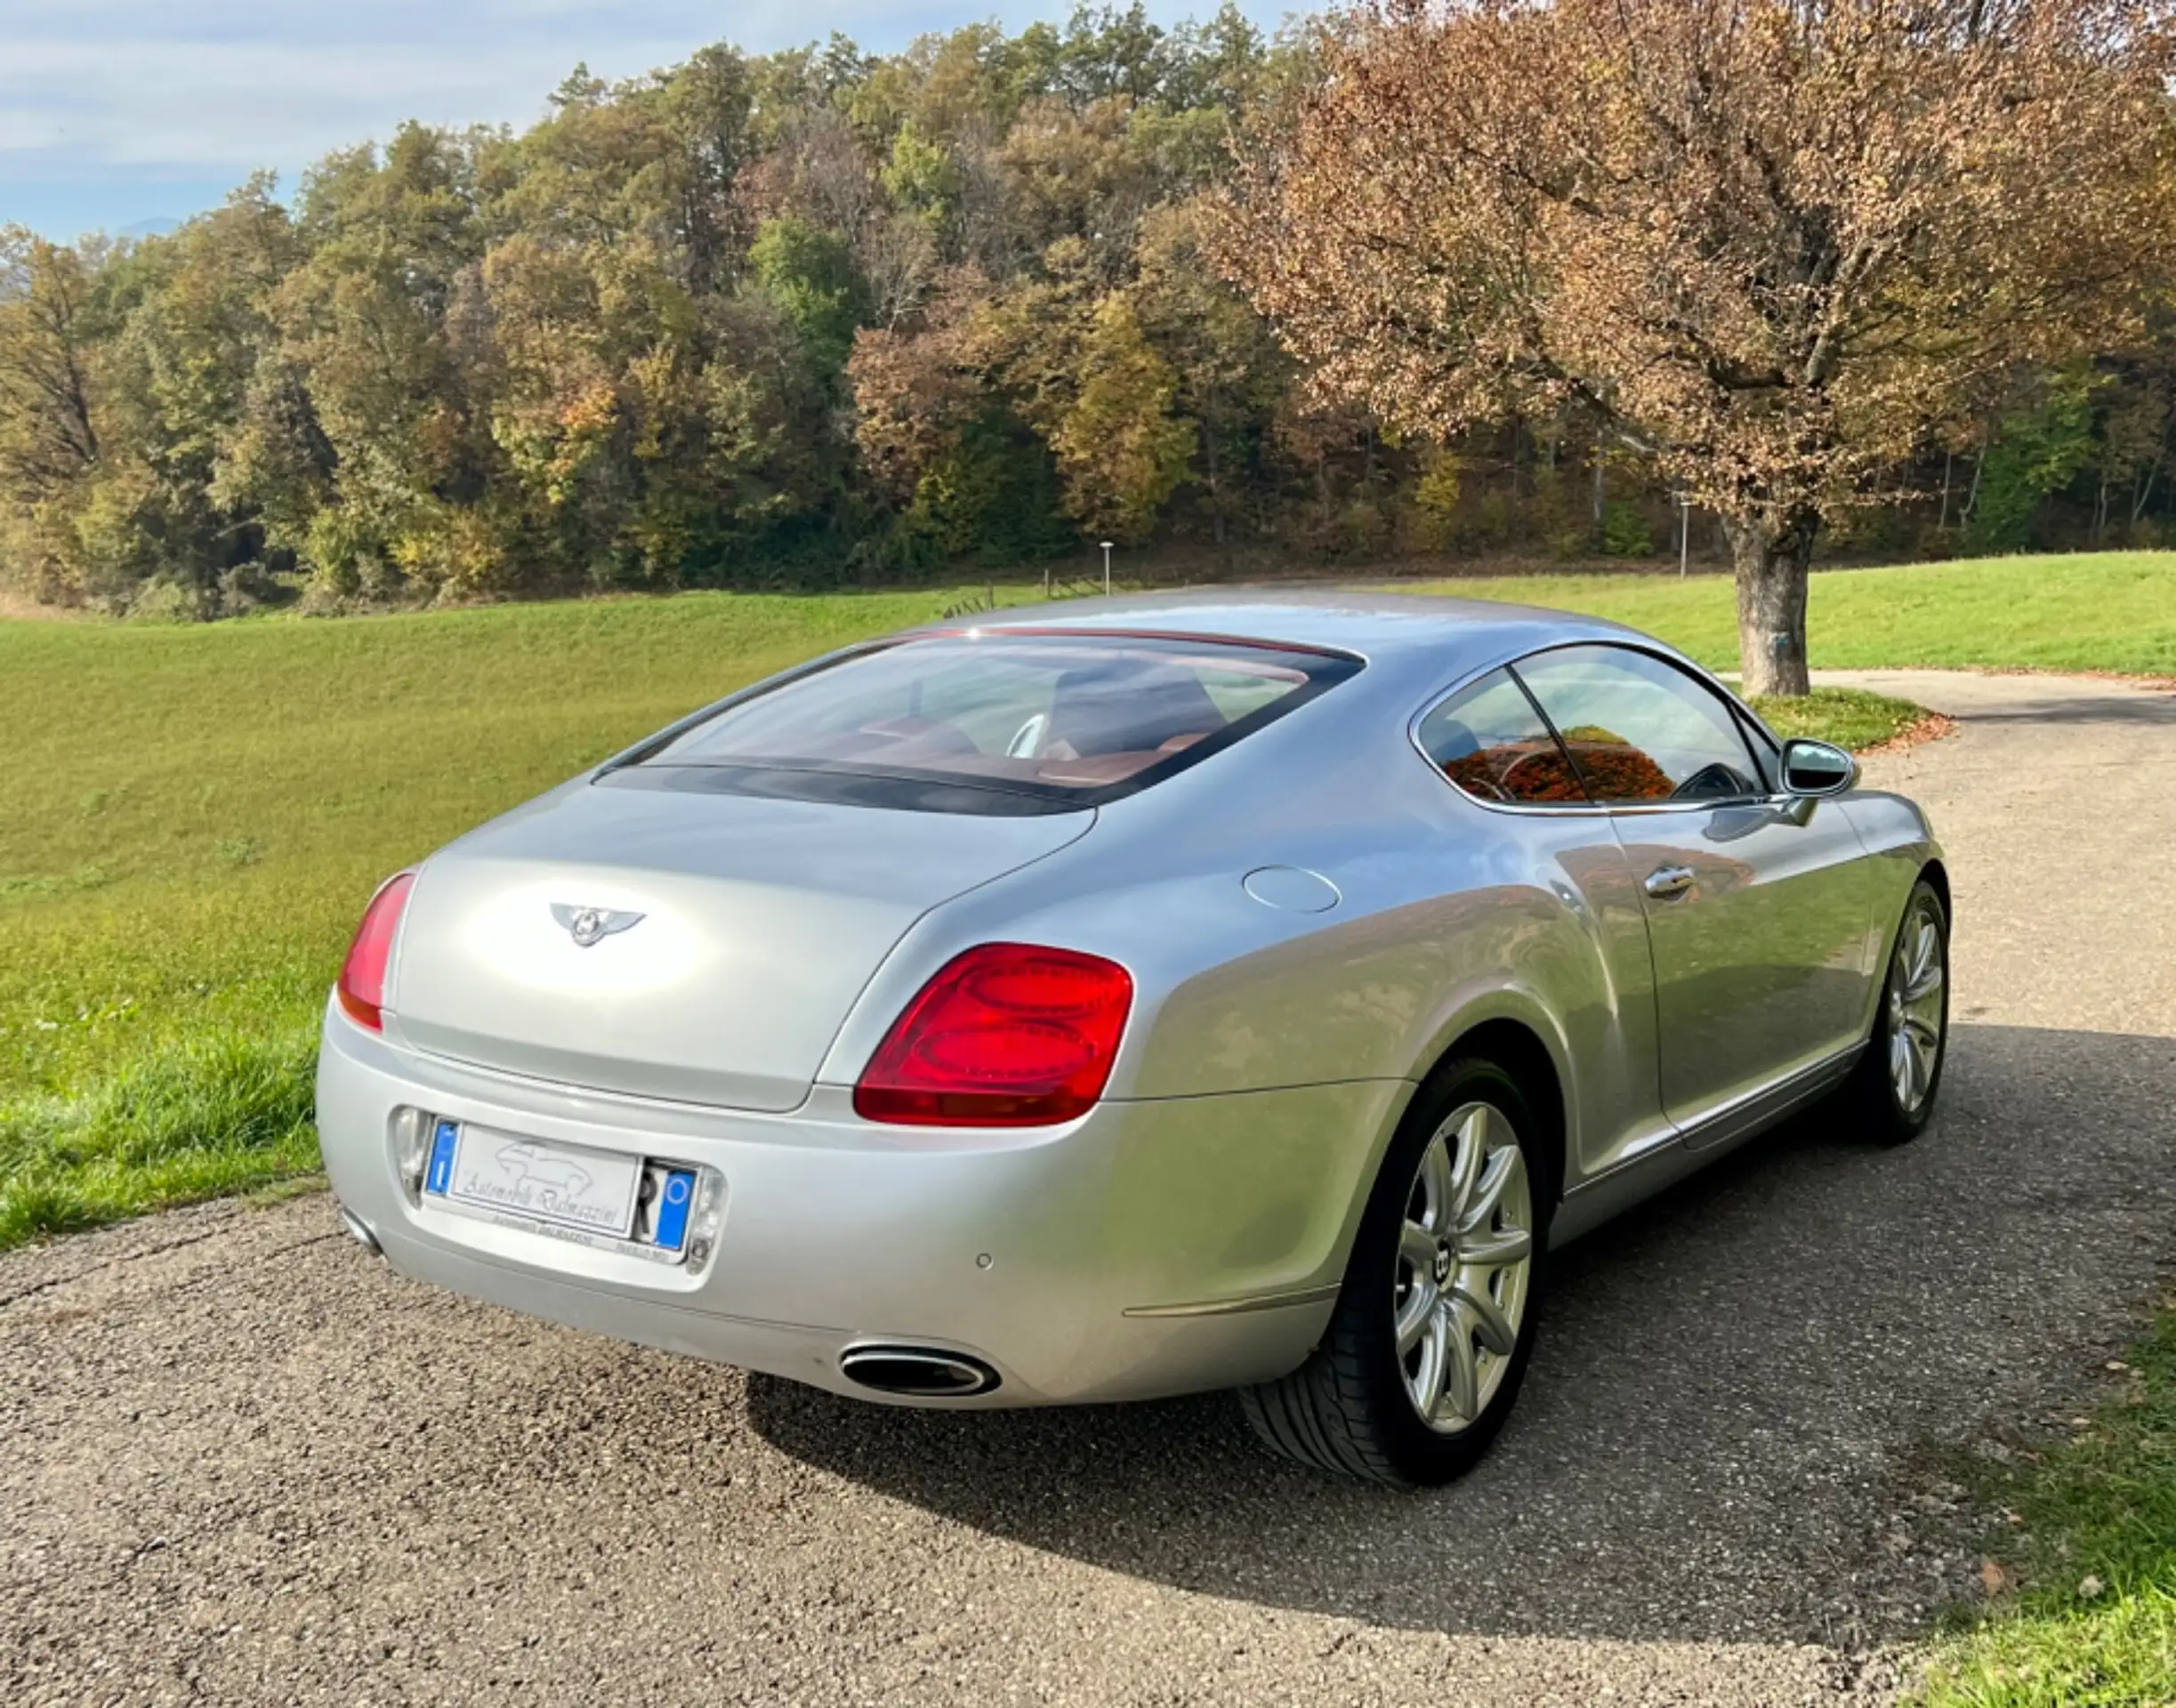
[316, 1000, 1404, 1406]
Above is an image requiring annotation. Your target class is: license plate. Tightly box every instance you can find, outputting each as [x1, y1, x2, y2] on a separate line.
[436, 1123, 644, 1239]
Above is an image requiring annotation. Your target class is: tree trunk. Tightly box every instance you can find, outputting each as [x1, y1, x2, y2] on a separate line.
[1721, 505, 1818, 698]
[2132, 417, 2168, 527]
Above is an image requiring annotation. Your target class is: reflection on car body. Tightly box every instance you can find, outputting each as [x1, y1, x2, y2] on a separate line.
[317, 592, 1950, 1486]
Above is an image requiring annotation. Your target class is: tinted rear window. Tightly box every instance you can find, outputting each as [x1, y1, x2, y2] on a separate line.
[617, 631, 1359, 813]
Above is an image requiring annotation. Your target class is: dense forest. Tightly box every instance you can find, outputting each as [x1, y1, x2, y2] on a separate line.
[1, 4, 2172, 618]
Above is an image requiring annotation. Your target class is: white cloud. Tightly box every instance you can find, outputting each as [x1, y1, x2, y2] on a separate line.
[0, 1, 1001, 175]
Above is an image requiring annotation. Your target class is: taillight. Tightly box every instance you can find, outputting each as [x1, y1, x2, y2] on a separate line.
[336, 872, 415, 1032]
[853, 944, 1133, 1127]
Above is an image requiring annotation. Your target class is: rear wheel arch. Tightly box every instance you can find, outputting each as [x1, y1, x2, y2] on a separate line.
[1243, 1037, 1556, 1484]
[1420, 1018, 1566, 1215]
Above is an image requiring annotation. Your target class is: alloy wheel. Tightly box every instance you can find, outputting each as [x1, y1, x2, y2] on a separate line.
[1886, 890, 1947, 1116]
[1393, 1101, 1535, 1432]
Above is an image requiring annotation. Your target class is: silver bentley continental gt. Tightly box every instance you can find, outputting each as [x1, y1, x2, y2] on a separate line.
[317, 593, 1949, 1486]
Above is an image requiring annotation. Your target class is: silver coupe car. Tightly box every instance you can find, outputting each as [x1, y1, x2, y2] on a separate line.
[318, 592, 1949, 1486]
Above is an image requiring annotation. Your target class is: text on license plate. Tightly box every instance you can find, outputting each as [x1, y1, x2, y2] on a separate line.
[434, 1123, 644, 1237]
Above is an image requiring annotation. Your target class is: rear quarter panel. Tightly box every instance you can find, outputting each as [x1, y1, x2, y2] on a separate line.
[818, 677, 1664, 1193]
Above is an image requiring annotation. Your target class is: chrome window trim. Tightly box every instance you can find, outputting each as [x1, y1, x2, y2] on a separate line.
[1406, 638, 1794, 819]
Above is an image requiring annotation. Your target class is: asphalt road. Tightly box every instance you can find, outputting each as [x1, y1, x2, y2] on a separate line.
[5, 670, 2173, 1707]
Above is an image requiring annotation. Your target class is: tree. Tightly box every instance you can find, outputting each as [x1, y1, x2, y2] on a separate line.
[0, 230, 102, 503]
[0, 230, 118, 600]
[1132, 197, 1287, 545]
[1221, 0, 2176, 693]
[1049, 292, 1196, 538]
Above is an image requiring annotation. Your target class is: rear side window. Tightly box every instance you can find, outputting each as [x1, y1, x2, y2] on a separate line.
[1513, 645, 1767, 804]
[618, 632, 1360, 813]
[1418, 670, 1590, 806]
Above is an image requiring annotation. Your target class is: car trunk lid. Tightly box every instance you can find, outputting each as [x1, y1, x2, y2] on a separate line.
[389, 780, 1092, 1110]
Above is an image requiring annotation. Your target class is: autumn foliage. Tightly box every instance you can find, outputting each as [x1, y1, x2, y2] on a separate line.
[1221, 0, 2176, 691]
[5, 4, 2176, 634]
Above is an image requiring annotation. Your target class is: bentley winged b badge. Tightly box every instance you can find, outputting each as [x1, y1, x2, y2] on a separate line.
[551, 904, 645, 947]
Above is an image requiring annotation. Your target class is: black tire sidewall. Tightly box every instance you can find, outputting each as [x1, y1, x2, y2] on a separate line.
[1337, 1058, 1550, 1485]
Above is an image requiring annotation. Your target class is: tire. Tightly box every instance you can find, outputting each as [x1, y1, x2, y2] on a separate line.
[1842, 874, 1950, 1145]
[1238, 1057, 1549, 1486]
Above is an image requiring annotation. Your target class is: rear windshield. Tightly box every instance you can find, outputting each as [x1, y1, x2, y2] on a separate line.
[611, 630, 1360, 814]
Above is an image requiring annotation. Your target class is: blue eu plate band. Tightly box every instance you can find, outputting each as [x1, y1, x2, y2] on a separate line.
[653, 1169, 697, 1251]
[425, 1121, 458, 1196]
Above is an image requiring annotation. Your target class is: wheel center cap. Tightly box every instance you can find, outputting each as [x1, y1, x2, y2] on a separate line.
[1432, 1241, 1454, 1285]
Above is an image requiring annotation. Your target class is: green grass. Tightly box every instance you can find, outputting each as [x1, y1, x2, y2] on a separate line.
[0, 587, 989, 1241]
[1916, 1300, 2176, 1707]
[1752, 685, 1932, 751]
[0, 550, 2167, 1248]
[1403, 550, 2176, 677]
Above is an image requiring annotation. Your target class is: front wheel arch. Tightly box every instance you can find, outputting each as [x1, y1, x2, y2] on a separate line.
[1918, 857, 1951, 923]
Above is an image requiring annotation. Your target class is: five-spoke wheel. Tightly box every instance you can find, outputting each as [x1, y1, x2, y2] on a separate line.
[1887, 887, 1946, 1116]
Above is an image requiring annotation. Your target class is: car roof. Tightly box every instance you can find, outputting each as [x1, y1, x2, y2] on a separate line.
[919, 586, 1654, 672]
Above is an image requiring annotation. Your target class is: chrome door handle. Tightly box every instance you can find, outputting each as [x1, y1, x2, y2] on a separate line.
[1643, 865, 1696, 899]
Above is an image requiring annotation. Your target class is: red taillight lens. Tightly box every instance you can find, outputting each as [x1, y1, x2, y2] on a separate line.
[336, 872, 415, 1032]
[853, 944, 1134, 1127]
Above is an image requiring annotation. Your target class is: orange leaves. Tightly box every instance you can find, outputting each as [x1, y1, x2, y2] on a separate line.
[1220, 0, 2176, 521]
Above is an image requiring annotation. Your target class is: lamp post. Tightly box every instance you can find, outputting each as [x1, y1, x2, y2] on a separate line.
[1100, 540, 1114, 596]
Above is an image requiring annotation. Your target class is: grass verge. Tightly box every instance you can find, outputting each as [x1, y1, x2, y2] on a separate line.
[0, 1022, 320, 1246]
[1916, 1299, 2176, 1707]
[1752, 685, 1935, 752]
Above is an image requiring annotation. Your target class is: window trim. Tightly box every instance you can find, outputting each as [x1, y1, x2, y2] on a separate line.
[1407, 640, 1789, 818]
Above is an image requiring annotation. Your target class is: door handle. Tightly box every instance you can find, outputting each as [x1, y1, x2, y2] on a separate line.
[1643, 865, 1696, 899]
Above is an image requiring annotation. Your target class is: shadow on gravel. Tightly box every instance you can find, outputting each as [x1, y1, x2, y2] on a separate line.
[748, 1024, 2176, 1648]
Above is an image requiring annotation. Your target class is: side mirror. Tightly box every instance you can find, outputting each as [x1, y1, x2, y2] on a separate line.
[1779, 737, 1857, 798]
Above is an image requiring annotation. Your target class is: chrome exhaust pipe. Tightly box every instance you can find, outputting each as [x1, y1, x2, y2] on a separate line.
[337, 1204, 383, 1257]
[839, 1345, 1002, 1398]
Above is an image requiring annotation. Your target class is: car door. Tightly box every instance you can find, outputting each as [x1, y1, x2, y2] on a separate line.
[1511, 644, 1876, 1142]
[1415, 667, 1671, 1182]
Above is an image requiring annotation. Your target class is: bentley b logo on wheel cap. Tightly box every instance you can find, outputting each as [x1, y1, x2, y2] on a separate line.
[550, 904, 645, 947]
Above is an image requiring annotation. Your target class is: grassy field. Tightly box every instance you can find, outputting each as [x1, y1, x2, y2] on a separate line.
[1400, 550, 2176, 678]
[0, 589, 968, 1245]
[2, 549, 2168, 1250]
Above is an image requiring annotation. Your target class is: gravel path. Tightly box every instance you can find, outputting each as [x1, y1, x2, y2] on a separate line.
[5, 670, 2174, 1707]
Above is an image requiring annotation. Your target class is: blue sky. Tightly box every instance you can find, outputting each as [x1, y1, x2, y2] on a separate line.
[3, 0, 1285, 240]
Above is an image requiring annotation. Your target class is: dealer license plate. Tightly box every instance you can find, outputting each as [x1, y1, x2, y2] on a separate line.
[431, 1122, 644, 1239]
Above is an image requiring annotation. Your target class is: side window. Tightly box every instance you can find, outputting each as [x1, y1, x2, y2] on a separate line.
[1511, 645, 1767, 804]
[1417, 669, 1591, 806]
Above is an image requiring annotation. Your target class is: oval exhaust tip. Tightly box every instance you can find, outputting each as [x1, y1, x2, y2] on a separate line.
[840, 1346, 1001, 1399]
